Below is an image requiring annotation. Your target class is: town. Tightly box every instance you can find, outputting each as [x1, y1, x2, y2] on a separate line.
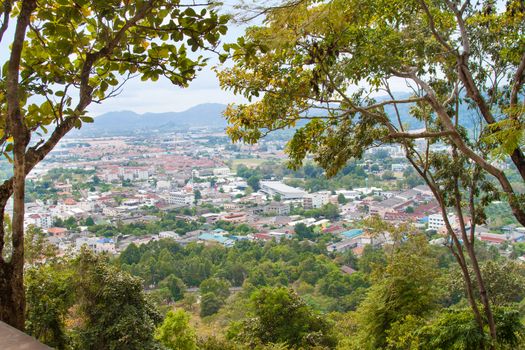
[17, 127, 525, 261]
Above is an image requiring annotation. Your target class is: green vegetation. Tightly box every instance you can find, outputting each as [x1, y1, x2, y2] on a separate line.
[26, 249, 161, 350]
[27, 229, 525, 349]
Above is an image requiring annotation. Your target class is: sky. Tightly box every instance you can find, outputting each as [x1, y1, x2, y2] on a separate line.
[0, 1, 411, 117]
[90, 15, 248, 116]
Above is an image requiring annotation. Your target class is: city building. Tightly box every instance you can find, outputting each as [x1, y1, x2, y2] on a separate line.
[303, 191, 330, 209]
[260, 181, 306, 200]
[428, 213, 458, 231]
[169, 191, 194, 207]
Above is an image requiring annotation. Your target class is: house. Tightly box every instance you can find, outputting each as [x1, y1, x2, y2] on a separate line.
[25, 213, 53, 229]
[159, 231, 179, 239]
[303, 191, 330, 209]
[75, 237, 116, 254]
[340, 265, 357, 275]
[47, 227, 68, 238]
[222, 212, 247, 223]
[198, 233, 234, 247]
[169, 191, 194, 207]
[263, 202, 290, 215]
[253, 233, 274, 242]
[327, 239, 357, 253]
[267, 231, 292, 242]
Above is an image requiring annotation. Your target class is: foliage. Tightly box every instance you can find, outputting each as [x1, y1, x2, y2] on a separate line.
[352, 236, 442, 349]
[201, 292, 224, 317]
[155, 309, 197, 350]
[231, 287, 337, 349]
[25, 249, 161, 349]
[294, 223, 315, 240]
[25, 263, 74, 350]
[386, 307, 525, 350]
[200, 277, 231, 301]
[71, 250, 162, 350]
[160, 275, 187, 302]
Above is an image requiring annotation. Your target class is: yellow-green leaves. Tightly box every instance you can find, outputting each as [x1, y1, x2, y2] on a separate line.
[483, 117, 525, 160]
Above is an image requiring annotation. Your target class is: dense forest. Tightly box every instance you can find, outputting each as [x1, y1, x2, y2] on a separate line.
[24, 221, 525, 349]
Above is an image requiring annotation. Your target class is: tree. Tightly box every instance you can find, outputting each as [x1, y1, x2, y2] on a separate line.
[294, 222, 314, 240]
[200, 292, 223, 317]
[217, 1, 525, 344]
[200, 277, 231, 301]
[247, 175, 261, 191]
[337, 193, 347, 205]
[352, 236, 441, 349]
[273, 193, 282, 202]
[318, 270, 352, 298]
[0, 0, 229, 330]
[231, 287, 337, 349]
[160, 275, 187, 302]
[219, 0, 525, 226]
[194, 190, 202, 204]
[84, 217, 95, 226]
[155, 309, 197, 350]
[3, 225, 57, 266]
[120, 243, 141, 265]
[25, 262, 74, 350]
[73, 250, 162, 350]
[381, 171, 396, 181]
[318, 203, 340, 219]
[25, 249, 161, 349]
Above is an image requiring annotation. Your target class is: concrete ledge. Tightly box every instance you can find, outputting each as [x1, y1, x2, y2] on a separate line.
[0, 321, 52, 350]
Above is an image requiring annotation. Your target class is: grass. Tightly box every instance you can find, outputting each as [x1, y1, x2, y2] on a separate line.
[230, 158, 270, 170]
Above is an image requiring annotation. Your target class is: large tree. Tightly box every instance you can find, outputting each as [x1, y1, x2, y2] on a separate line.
[218, 0, 524, 222]
[217, 0, 524, 345]
[0, 0, 228, 329]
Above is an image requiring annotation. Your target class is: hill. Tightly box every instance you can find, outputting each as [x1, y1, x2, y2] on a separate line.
[72, 103, 228, 136]
[71, 94, 479, 137]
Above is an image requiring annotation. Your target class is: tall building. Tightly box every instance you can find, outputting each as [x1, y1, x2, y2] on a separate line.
[169, 191, 194, 207]
[303, 191, 331, 209]
[428, 213, 458, 231]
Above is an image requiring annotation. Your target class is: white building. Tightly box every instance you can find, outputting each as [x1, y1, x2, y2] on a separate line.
[75, 237, 116, 254]
[136, 169, 149, 180]
[156, 180, 171, 190]
[25, 213, 53, 229]
[159, 231, 179, 239]
[336, 190, 361, 201]
[169, 191, 194, 207]
[260, 181, 306, 200]
[303, 191, 330, 209]
[391, 163, 408, 172]
[428, 213, 458, 231]
[213, 167, 231, 177]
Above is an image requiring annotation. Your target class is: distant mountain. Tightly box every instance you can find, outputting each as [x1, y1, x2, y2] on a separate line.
[72, 103, 228, 136]
[71, 94, 480, 137]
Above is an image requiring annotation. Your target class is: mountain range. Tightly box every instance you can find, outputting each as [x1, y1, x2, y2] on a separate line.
[71, 94, 480, 137]
[72, 103, 228, 136]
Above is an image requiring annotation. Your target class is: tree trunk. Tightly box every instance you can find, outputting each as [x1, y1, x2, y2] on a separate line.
[453, 177, 497, 347]
[0, 261, 25, 330]
[466, 242, 497, 343]
[406, 156, 486, 333]
[1, 0, 36, 330]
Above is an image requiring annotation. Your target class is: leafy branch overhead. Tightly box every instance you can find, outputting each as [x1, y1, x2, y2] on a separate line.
[217, 0, 525, 224]
[0, 0, 228, 163]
